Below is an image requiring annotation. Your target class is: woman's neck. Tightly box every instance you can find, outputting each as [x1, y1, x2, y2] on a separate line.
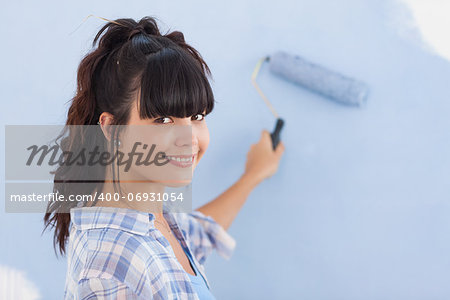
[94, 180, 166, 214]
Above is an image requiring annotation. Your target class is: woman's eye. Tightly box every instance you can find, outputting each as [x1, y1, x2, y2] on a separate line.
[154, 117, 173, 124]
[192, 113, 205, 121]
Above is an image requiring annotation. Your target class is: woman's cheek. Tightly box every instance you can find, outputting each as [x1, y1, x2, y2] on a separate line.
[196, 124, 210, 163]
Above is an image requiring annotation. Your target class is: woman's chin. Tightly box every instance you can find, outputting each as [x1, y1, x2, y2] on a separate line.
[164, 178, 192, 188]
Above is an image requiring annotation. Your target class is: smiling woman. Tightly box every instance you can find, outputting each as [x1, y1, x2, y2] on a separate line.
[43, 16, 284, 300]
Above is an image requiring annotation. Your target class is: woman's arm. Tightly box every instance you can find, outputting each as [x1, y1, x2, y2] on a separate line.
[196, 172, 261, 231]
[196, 130, 285, 230]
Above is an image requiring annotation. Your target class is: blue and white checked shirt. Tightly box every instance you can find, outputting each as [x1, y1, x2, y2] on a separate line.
[64, 206, 236, 299]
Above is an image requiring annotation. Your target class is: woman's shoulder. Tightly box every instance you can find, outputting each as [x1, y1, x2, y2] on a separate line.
[69, 225, 152, 271]
[68, 212, 158, 266]
[67, 222, 157, 298]
[67, 207, 162, 293]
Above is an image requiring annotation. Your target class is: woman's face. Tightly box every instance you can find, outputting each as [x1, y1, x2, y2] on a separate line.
[126, 99, 210, 176]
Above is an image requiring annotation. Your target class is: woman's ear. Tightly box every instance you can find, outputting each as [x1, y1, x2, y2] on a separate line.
[98, 112, 115, 142]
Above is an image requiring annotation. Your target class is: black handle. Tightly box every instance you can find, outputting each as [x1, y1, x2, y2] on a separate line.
[270, 118, 284, 151]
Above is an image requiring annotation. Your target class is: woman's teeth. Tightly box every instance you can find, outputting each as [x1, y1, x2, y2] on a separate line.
[167, 156, 193, 162]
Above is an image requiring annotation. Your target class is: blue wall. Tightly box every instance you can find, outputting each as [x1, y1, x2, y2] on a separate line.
[1, 0, 450, 299]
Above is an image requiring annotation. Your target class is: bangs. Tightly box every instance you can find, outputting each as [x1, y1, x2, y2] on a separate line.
[138, 47, 215, 119]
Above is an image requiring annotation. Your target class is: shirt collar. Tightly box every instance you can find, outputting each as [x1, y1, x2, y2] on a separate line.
[70, 206, 159, 236]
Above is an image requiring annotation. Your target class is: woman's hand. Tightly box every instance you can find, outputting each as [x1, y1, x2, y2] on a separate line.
[244, 129, 285, 184]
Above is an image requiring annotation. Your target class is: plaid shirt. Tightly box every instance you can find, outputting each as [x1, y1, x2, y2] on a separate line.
[64, 206, 236, 299]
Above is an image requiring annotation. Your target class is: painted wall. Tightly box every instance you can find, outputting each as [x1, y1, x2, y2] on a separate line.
[1, 0, 449, 299]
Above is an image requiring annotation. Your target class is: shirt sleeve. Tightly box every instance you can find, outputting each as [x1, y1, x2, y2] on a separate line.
[77, 277, 144, 300]
[183, 210, 237, 265]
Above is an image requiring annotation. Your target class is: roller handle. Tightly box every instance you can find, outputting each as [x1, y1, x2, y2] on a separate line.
[270, 118, 284, 151]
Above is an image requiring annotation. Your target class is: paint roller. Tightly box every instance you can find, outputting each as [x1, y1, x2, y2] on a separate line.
[252, 50, 370, 150]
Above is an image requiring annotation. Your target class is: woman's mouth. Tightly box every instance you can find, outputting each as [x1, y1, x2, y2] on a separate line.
[165, 154, 196, 168]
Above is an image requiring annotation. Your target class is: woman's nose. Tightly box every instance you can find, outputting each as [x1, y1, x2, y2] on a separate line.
[174, 130, 199, 153]
[174, 125, 195, 146]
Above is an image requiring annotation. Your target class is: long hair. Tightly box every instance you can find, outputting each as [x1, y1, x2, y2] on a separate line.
[43, 16, 215, 255]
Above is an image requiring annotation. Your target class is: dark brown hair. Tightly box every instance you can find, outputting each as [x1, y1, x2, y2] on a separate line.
[43, 16, 215, 255]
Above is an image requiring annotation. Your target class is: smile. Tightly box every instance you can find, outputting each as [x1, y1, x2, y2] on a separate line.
[164, 153, 197, 168]
[166, 155, 194, 162]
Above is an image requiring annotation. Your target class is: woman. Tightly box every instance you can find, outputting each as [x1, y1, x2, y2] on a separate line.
[44, 16, 284, 299]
